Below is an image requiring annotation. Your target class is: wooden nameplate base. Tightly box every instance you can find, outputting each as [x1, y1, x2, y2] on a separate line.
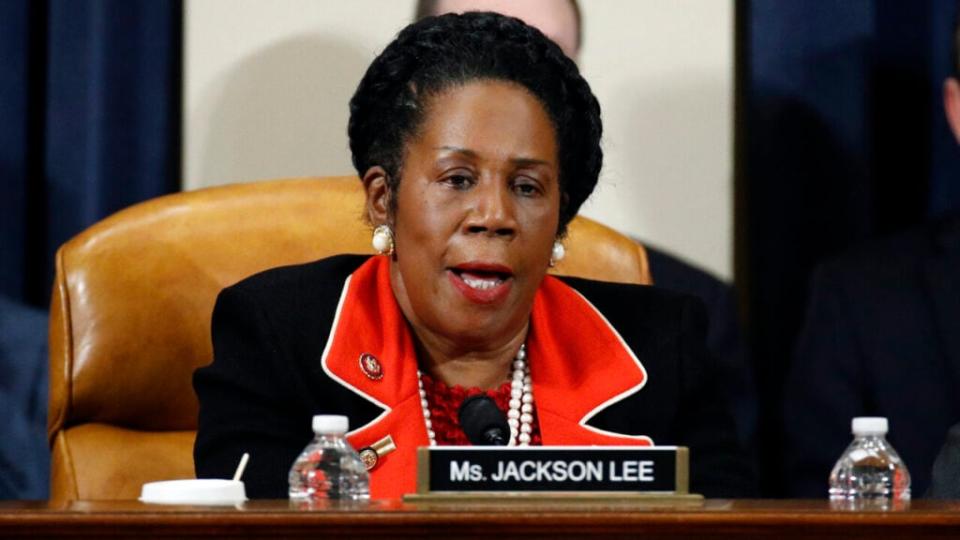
[403, 446, 703, 505]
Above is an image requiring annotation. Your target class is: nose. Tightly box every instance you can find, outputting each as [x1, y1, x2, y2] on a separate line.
[463, 178, 518, 238]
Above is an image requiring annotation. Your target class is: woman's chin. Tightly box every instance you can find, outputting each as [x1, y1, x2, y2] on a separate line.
[443, 322, 517, 349]
[433, 303, 524, 346]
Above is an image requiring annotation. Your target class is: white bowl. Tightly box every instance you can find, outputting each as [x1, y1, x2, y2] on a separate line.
[139, 479, 247, 505]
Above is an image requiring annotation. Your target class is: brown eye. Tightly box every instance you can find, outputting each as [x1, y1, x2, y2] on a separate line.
[444, 174, 474, 190]
[512, 178, 542, 197]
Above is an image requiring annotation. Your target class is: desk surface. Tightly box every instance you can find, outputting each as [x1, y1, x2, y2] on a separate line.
[2, 499, 959, 538]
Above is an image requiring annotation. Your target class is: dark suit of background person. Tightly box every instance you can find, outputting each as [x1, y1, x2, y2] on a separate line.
[784, 70, 960, 496]
[0, 296, 49, 500]
[929, 421, 960, 498]
[783, 214, 960, 496]
[645, 246, 755, 454]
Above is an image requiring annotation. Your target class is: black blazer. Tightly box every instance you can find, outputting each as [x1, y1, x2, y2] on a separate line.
[194, 254, 755, 498]
[645, 245, 755, 451]
[784, 214, 960, 496]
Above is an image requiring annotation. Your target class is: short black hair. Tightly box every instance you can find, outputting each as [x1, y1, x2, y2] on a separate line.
[413, 0, 583, 55]
[348, 12, 602, 235]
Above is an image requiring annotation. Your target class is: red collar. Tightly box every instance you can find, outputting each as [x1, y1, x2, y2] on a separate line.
[320, 256, 650, 499]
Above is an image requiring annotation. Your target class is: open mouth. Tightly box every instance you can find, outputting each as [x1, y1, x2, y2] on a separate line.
[448, 263, 514, 303]
[451, 268, 511, 290]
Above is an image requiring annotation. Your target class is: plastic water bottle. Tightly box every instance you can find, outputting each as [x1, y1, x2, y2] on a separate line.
[828, 417, 910, 509]
[288, 415, 369, 501]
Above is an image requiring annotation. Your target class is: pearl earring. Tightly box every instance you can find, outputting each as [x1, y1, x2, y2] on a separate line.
[549, 241, 565, 267]
[372, 224, 395, 256]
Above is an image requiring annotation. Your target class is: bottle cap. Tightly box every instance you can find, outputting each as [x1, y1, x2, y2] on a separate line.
[312, 414, 349, 434]
[852, 416, 888, 435]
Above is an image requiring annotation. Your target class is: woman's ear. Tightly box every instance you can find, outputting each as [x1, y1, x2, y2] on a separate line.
[362, 166, 391, 225]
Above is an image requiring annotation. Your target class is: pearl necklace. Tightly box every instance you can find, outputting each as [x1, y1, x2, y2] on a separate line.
[418, 344, 535, 447]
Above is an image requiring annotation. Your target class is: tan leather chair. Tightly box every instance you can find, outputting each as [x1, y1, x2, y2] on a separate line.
[47, 176, 651, 501]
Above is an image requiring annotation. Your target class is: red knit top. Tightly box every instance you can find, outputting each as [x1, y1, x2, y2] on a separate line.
[419, 373, 542, 446]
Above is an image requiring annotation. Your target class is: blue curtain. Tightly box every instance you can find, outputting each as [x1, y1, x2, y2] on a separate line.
[1, 0, 182, 308]
[0, 0, 181, 499]
[739, 0, 960, 496]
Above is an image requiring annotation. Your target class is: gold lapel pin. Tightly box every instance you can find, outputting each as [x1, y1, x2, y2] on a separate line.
[359, 435, 397, 471]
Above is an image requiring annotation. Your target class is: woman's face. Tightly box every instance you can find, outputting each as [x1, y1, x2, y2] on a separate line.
[385, 80, 561, 350]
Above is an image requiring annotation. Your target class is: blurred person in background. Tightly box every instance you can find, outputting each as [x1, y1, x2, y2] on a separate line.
[784, 10, 960, 497]
[0, 297, 48, 500]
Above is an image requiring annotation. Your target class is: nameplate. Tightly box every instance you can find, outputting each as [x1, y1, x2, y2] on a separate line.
[414, 446, 688, 495]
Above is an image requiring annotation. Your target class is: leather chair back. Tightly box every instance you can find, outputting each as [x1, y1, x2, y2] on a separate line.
[47, 176, 651, 500]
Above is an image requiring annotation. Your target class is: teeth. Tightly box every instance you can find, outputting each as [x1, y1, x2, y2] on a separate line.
[462, 276, 502, 290]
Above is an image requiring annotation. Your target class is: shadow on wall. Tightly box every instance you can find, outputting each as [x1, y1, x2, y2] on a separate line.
[604, 73, 730, 268]
[192, 34, 370, 187]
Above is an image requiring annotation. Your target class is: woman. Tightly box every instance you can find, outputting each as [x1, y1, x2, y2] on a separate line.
[194, 12, 753, 499]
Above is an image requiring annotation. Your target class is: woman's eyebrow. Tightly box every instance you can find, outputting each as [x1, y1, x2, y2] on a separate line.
[434, 146, 477, 158]
[435, 146, 552, 167]
[511, 157, 553, 168]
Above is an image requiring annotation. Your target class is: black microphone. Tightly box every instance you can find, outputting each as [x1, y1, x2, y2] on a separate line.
[458, 395, 510, 446]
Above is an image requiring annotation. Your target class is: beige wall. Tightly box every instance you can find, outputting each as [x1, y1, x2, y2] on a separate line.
[183, 0, 734, 279]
